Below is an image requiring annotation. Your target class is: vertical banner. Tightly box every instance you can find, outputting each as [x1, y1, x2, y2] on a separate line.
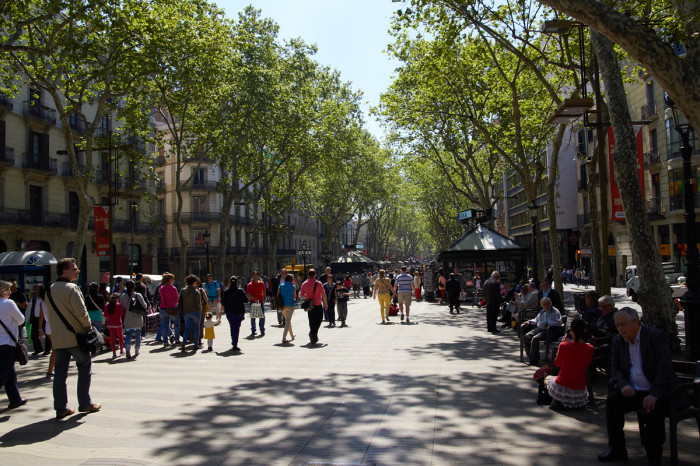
[608, 126, 645, 220]
[94, 206, 110, 257]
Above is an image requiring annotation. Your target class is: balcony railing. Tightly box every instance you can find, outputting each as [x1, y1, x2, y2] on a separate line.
[0, 146, 14, 165]
[68, 116, 85, 134]
[0, 95, 13, 110]
[23, 101, 57, 125]
[112, 219, 155, 234]
[178, 212, 222, 223]
[22, 152, 57, 174]
[190, 180, 219, 191]
[229, 214, 254, 226]
[669, 192, 700, 211]
[646, 196, 662, 213]
[61, 161, 86, 177]
[641, 104, 657, 120]
[0, 207, 70, 228]
[644, 149, 660, 168]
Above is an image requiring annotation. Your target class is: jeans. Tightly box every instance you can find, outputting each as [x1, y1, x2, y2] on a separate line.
[156, 309, 172, 341]
[226, 313, 244, 347]
[124, 328, 142, 350]
[0, 345, 22, 405]
[183, 311, 200, 346]
[250, 302, 265, 334]
[173, 314, 182, 343]
[54, 346, 92, 412]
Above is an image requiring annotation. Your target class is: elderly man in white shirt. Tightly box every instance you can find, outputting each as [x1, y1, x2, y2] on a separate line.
[522, 297, 562, 365]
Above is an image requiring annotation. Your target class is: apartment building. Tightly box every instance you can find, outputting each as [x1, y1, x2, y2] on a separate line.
[502, 140, 579, 273]
[0, 84, 157, 287]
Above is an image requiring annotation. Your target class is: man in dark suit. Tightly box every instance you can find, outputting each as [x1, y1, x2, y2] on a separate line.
[482, 271, 501, 333]
[599, 307, 679, 465]
[537, 279, 563, 313]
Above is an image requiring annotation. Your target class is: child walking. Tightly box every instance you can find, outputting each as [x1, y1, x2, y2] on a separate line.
[103, 293, 125, 358]
[203, 312, 218, 352]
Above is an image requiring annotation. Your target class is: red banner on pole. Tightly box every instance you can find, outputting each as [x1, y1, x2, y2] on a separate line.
[608, 126, 645, 220]
[94, 206, 110, 257]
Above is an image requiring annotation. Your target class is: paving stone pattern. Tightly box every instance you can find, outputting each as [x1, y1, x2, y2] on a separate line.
[1, 286, 698, 465]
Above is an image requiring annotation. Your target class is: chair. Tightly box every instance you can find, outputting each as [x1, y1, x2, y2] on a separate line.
[669, 360, 700, 465]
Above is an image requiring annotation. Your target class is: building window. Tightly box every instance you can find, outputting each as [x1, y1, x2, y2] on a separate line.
[29, 185, 42, 213]
[669, 168, 699, 210]
[650, 129, 658, 153]
[192, 168, 205, 185]
[645, 81, 655, 113]
[193, 196, 206, 214]
[68, 192, 79, 225]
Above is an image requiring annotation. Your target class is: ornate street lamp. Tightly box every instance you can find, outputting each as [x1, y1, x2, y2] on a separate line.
[666, 94, 700, 358]
[297, 241, 312, 277]
[529, 202, 539, 288]
[322, 247, 333, 267]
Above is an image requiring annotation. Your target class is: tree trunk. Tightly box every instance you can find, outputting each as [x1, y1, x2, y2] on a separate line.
[215, 186, 235, 280]
[591, 30, 678, 346]
[588, 155, 603, 290]
[548, 124, 566, 296]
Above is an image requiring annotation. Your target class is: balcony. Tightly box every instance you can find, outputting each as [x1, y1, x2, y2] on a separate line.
[646, 196, 665, 220]
[190, 180, 218, 191]
[0, 146, 14, 166]
[669, 192, 700, 211]
[112, 219, 155, 234]
[23, 101, 57, 125]
[0, 207, 70, 228]
[22, 153, 57, 174]
[61, 161, 86, 177]
[0, 95, 13, 111]
[644, 149, 660, 168]
[229, 214, 254, 226]
[641, 104, 657, 120]
[178, 211, 222, 223]
[67, 115, 85, 134]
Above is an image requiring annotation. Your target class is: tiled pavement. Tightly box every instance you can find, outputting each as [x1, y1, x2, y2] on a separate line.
[1, 293, 698, 465]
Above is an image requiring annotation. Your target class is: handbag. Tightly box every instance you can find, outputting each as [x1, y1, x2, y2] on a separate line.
[0, 318, 29, 365]
[46, 286, 100, 354]
[129, 295, 148, 316]
[275, 293, 284, 310]
[249, 302, 264, 319]
[160, 287, 179, 316]
[301, 281, 318, 311]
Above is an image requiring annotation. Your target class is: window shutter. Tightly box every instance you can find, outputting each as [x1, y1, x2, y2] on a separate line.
[40, 133, 49, 158]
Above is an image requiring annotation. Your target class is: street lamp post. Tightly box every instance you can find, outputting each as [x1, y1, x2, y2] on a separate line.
[297, 241, 312, 277]
[667, 95, 700, 359]
[204, 229, 211, 275]
[529, 202, 539, 288]
[322, 247, 333, 268]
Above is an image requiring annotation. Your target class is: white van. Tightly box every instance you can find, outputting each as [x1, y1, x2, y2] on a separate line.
[625, 262, 682, 302]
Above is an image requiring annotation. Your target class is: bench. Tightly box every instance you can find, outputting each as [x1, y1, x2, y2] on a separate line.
[585, 334, 615, 404]
[636, 360, 700, 465]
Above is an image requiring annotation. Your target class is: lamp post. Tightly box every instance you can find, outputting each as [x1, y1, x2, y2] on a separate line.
[129, 201, 136, 276]
[529, 202, 539, 288]
[666, 95, 700, 359]
[322, 247, 333, 268]
[203, 229, 211, 275]
[297, 241, 312, 277]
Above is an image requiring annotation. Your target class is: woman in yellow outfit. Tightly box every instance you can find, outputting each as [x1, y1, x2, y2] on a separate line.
[373, 269, 395, 324]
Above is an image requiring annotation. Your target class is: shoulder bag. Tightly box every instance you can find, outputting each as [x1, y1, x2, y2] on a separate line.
[161, 287, 179, 316]
[0, 318, 29, 366]
[301, 281, 318, 311]
[46, 287, 102, 353]
[129, 294, 148, 316]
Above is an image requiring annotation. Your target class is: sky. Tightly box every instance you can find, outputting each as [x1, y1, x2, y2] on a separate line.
[217, 0, 401, 140]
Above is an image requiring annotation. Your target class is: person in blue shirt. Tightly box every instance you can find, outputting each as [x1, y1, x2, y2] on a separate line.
[278, 274, 297, 344]
[203, 274, 221, 321]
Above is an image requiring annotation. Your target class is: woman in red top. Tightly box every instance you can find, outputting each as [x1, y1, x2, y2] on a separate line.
[546, 318, 594, 409]
[103, 293, 126, 359]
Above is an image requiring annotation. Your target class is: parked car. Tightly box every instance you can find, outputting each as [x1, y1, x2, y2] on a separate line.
[625, 263, 683, 302]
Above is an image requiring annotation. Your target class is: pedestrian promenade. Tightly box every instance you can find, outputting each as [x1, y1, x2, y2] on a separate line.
[2, 294, 698, 465]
